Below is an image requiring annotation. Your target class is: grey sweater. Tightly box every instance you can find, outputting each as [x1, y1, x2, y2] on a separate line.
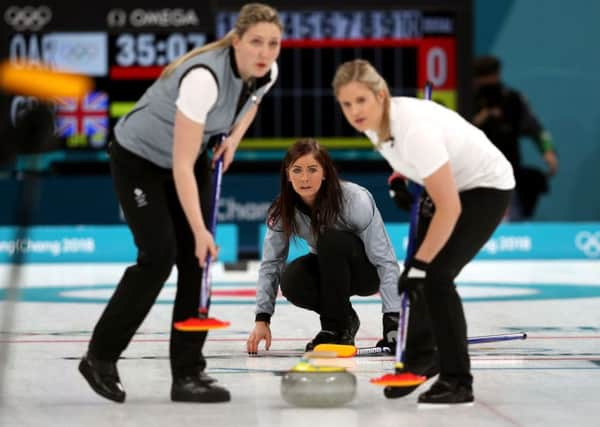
[256, 181, 402, 317]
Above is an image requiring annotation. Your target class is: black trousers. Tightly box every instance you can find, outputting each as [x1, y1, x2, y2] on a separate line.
[406, 187, 512, 386]
[280, 230, 380, 331]
[88, 141, 212, 379]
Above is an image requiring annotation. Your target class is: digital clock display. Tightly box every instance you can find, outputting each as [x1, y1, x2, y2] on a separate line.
[217, 10, 456, 40]
[111, 32, 206, 73]
[218, 10, 428, 40]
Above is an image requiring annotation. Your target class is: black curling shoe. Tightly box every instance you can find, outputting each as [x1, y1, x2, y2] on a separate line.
[198, 371, 217, 384]
[171, 376, 231, 403]
[78, 353, 126, 403]
[338, 308, 360, 346]
[418, 379, 474, 405]
[305, 330, 339, 351]
[305, 308, 362, 351]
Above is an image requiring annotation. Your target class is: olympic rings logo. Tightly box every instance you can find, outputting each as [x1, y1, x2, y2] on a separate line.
[60, 44, 100, 62]
[575, 231, 600, 258]
[4, 6, 52, 31]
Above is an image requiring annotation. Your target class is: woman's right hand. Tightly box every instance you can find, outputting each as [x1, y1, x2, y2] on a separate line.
[195, 228, 218, 268]
[247, 321, 272, 354]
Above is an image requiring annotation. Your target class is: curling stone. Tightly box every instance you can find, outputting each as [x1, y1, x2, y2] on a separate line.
[280, 361, 356, 407]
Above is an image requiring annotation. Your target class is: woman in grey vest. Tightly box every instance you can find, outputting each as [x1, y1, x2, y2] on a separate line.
[246, 139, 402, 354]
[79, 3, 282, 404]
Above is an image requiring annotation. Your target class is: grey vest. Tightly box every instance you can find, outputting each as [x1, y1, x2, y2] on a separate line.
[114, 47, 273, 168]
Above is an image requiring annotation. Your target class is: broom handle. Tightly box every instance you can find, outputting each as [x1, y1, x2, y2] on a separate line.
[394, 82, 433, 367]
[199, 137, 226, 313]
[360, 332, 527, 356]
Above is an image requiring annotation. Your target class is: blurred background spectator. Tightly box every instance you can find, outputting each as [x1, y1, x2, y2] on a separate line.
[473, 55, 558, 220]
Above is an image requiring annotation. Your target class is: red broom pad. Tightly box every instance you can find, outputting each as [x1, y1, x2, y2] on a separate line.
[174, 317, 230, 331]
[370, 372, 426, 387]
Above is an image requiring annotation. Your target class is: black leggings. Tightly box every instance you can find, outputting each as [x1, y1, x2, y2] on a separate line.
[88, 141, 212, 379]
[407, 187, 512, 386]
[280, 230, 380, 331]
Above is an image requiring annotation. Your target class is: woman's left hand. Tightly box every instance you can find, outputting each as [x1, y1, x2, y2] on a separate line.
[212, 135, 240, 172]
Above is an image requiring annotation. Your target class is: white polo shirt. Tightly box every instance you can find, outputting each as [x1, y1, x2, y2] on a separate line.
[365, 97, 515, 191]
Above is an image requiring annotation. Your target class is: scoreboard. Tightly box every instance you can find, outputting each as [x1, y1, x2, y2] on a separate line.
[1, 0, 472, 166]
[216, 9, 461, 140]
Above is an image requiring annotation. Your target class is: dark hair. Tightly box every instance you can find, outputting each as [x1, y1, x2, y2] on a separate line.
[474, 55, 501, 77]
[268, 139, 343, 240]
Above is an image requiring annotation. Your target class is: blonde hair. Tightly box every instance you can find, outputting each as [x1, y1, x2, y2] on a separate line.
[332, 59, 391, 141]
[161, 3, 282, 78]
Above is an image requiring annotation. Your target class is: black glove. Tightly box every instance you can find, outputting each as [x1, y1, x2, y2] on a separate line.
[398, 258, 429, 300]
[376, 312, 399, 355]
[388, 172, 413, 211]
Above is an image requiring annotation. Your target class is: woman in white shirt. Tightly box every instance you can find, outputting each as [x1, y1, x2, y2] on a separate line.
[332, 59, 515, 405]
